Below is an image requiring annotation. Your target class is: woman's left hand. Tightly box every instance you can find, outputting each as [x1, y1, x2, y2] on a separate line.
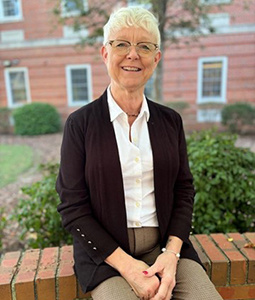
[143, 252, 178, 300]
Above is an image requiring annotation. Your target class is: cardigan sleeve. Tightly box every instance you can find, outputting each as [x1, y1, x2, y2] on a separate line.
[56, 115, 119, 265]
[167, 114, 195, 242]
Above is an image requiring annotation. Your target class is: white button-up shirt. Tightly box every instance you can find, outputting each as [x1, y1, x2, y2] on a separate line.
[107, 87, 158, 228]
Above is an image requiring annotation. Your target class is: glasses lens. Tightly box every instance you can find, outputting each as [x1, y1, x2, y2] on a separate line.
[111, 40, 130, 55]
[137, 43, 155, 56]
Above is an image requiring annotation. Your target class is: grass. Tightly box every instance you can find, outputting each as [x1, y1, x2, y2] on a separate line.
[0, 144, 34, 188]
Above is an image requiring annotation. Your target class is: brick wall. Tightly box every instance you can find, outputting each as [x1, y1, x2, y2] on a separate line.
[0, 233, 254, 300]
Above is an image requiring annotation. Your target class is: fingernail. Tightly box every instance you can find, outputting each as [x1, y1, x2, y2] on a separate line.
[142, 271, 148, 275]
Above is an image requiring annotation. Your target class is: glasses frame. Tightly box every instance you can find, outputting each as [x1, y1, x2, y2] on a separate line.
[106, 40, 159, 57]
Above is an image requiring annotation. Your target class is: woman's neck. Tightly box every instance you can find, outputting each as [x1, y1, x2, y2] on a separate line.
[110, 85, 144, 116]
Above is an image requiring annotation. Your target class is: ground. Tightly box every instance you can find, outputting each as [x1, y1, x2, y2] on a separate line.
[0, 133, 62, 253]
[0, 132, 254, 253]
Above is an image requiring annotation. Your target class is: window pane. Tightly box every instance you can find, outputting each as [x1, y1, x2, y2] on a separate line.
[9, 71, 27, 104]
[71, 69, 88, 102]
[202, 62, 222, 97]
[3, 0, 19, 17]
[63, 0, 84, 12]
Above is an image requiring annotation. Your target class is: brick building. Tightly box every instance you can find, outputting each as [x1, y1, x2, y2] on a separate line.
[0, 0, 255, 130]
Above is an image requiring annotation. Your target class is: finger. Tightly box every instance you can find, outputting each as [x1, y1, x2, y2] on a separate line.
[166, 288, 174, 300]
[156, 276, 175, 300]
[142, 265, 158, 277]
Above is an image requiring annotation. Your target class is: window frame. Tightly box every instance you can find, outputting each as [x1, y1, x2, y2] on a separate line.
[127, 0, 151, 9]
[200, 0, 231, 5]
[197, 56, 228, 104]
[0, 0, 22, 22]
[66, 64, 92, 107]
[61, 0, 88, 17]
[4, 67, 31, 108]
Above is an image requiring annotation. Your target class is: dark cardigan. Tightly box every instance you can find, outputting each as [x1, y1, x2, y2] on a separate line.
[56, 90, 201, 293]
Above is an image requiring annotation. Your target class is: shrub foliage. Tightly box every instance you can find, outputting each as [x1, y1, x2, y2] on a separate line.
[187, 130, 255, 234]
[11, 164, 72, 249]
[11, 130, 255, 248]
[13, 103, 61, 135]
[221, 102, 255, 134]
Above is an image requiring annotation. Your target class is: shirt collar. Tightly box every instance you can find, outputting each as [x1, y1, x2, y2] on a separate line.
[107, 86, 150, 122]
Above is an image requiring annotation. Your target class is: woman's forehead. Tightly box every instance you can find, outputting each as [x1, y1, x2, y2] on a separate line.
[109, 26, 156, 42]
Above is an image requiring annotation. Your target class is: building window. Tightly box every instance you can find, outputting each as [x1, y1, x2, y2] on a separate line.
[61, 0, 88, 17]
[127, 0, 151, 9]
[201, 0, 231, 4]
[0, 0, 22, 22]
[66, 65, 92, 106]
[4, 68, 31, 107]
[197, 57, 228, 104]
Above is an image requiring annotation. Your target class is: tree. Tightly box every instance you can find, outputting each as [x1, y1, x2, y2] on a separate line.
[53, 0, 216, 102]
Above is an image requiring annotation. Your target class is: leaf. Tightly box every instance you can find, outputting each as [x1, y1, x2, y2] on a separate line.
[244, 242, 255, 249]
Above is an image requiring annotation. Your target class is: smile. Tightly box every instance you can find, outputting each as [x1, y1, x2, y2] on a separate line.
[121, 67, 141, 72]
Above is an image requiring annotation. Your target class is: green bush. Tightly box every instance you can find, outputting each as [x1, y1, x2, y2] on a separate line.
[0, 107, 12, 134]
[187, 130, 255, 234]
[11, 164, 72, 249]
[13, 103, 61, 136]
[221, 102, 255, 134]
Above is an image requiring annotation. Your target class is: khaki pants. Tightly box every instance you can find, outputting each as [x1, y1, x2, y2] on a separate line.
[92, 227, 223, 300]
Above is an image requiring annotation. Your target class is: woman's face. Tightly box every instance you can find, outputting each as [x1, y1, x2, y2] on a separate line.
[101, 26, 161, 94]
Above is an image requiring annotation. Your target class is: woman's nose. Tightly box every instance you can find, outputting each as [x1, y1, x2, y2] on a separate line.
[126, 45, 139, 59]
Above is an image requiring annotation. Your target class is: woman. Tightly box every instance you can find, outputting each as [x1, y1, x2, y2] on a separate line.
[56, 6, 223, 300]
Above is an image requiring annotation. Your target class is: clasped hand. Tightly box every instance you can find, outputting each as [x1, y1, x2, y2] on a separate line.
[122, 252, 178, 300]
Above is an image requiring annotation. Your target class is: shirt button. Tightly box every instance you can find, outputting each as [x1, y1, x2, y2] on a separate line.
[135, 202, 141, 208]
[135, 157, 140, 163]
[88, 241, 92, 244]
[135, 221, 141, 227]
[136, 178, 141, 184]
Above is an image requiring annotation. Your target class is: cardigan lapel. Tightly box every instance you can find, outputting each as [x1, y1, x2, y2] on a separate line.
[94, 91, 130, 252]
[147, 100, 172, 240]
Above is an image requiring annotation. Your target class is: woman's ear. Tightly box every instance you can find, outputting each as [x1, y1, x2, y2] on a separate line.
[154, 50, 161, 64]
[101, 46, 108, 63]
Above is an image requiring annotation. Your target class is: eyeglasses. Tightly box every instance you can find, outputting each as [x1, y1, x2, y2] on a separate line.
[106, 40, 159, 57]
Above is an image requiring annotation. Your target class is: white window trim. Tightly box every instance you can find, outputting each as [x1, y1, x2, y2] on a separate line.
[4, 67, 31, 108]
[61, 0, 88, 17]
[197, 56, 228, 104]
[66, 64, 92, 107]
[0, 0, 23, 23]
[200, 0, 231, 5]
[127, 0, 152, 9]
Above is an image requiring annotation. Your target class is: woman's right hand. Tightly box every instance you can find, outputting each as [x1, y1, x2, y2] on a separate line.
[105, 247, 160, 300]
[120, 258, 160, 299]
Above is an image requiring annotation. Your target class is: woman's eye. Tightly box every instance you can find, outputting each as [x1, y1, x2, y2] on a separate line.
[116, 42, 129, 48]
[139, 44, 151, 51]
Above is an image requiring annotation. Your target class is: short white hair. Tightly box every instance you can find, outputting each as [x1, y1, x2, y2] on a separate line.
[103, 6, 161, 46]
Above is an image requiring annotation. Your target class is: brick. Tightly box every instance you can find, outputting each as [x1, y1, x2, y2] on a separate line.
[190, 235, 211, 276]
[211, 233, 247, 285]
[14, 249, 40, 300]
[58, 246, 76, 300]
[245, 232, 255, 244]
[0, 251, 21, 300]
[36, 247, 59, 300]
[216, 284, 255, 300]
[78, 283, 91, 299]
[195, 234, 228, 286]
[228, 233, 255, 284]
